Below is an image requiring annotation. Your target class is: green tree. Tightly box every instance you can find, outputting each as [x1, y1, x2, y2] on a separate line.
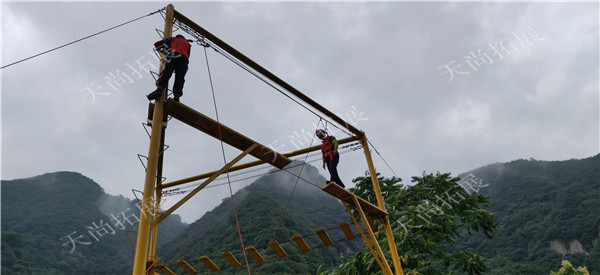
[320, 172, 497, 275]
[551, 260, 590, 275]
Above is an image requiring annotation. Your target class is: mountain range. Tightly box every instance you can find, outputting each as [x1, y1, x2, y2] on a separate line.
[2, 155, 598, 274]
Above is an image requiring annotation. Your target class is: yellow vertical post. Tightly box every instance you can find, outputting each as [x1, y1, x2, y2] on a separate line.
[150, 108, 168, 259]
[132, 4, 174, 275]
[149, 187, 162, 257]
[360, 132, 403, 275]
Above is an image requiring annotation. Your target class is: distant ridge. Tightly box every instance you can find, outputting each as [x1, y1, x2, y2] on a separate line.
[1, 171, 187, 274]
[456, 154, 599, 273]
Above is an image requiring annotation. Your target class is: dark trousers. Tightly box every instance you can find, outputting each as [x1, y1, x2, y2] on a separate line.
[156, 55, 188, 97]
[326, 154, 344, 187]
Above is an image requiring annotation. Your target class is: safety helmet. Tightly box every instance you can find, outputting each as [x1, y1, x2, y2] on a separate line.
[175, 34, 185, 38]
[315, 129, 327, 139]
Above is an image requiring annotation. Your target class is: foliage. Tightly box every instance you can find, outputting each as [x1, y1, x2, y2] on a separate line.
[320, 172, 498, 275]
[551, 260, 590, 275]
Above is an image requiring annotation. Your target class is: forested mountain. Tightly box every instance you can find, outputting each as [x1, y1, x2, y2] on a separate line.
[455, 154, 599, 274]
[1, 171, 187, 274]
[2, 155, 597, 274]
[156, 161, 364, 274]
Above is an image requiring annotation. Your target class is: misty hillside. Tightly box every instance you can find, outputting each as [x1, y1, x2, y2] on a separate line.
[156, 161, 365, 274]
[1, 171, 187, 274]
[455, 154, 600, 274]
[2, 155, 597, 274]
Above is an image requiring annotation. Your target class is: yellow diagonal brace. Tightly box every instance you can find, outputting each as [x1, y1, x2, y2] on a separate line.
[342, 201, 386, 274]
[152, 143, 258, 227]
[351, 196, 393, 275]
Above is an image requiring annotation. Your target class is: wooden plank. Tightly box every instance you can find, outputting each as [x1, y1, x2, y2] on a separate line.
[222, 251, 242, 268]
[198, 256, 220, 272]
[322, 182, 388, 219]
[292, 234, 311, 253]
[176, 259, 198, 274]
[339, 222, 356, 240]
[316, 228, 334, 247]
[268, 240, 288, 258]
[165, 99, 291, 168]
[244, 246, 266, 264]
[155, 264, 176, 275]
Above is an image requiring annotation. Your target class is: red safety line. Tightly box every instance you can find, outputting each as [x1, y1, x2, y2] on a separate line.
[204, 46, 252, 274]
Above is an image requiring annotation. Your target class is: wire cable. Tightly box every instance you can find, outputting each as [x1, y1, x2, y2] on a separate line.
[366, 139, 399, 178]
[170, 17, 354, 138]
[1, 8, 165, 70]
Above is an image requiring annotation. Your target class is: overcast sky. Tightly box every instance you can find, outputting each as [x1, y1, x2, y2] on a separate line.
[2, 1, 598, 223]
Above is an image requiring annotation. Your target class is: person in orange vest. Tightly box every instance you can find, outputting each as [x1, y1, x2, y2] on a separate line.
[316, 129, 345, 188]
[147, 34, 191, 102]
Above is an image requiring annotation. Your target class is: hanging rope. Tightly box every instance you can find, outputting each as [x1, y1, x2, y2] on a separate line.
[1, 7, 165, 70]
[203, 44, 252, 274]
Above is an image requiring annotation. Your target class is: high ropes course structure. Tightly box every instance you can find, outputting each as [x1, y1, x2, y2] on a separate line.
[128, 5, 403, 275]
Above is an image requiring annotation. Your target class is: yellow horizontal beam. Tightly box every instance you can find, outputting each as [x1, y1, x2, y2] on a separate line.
[165, 99, 291, 169]
[152, 144, 258, 227]
[161, 136, 358, 189]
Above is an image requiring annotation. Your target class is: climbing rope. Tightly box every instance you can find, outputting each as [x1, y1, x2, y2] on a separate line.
[1, 7, 165, 70]
[203, 43, 252, 274]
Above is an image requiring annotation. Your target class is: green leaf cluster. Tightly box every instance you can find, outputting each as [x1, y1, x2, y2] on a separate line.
[320, 172, 498, 275]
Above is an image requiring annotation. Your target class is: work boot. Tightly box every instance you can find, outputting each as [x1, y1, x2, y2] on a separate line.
[331, 179, 345, 188]
[146, 88, 163, 100]
[173, 92, 182, 103]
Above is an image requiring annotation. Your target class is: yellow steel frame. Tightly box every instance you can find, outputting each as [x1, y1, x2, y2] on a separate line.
[132, 5, 173, 275]
[132, 4, 403, 274]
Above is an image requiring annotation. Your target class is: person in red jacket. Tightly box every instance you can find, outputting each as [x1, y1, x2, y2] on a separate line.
[147, 34, 191, 102]
[317, 129, 345, 188]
